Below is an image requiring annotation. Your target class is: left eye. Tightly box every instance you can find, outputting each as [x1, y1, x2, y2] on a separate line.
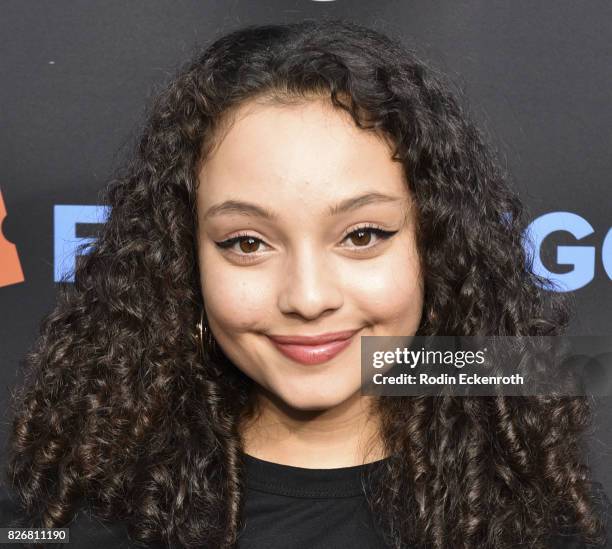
[343, 227, 397, 248]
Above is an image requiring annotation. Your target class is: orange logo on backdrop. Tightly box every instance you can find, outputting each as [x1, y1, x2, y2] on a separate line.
[0, 188, 25, 287]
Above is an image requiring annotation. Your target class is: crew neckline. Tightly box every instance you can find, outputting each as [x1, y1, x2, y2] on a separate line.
[240, 451, 390, 499]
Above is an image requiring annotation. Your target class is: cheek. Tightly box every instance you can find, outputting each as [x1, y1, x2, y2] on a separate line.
[199, 249, 274, 332]
[345, 238, 423, 325]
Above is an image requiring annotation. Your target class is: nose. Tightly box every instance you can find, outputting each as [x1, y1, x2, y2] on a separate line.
[277, 243, 344, 320]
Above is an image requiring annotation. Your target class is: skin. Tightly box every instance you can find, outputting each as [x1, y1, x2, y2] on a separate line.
[196, 97, 424, 468]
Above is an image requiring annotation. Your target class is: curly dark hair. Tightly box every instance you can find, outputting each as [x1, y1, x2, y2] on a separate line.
[3, 17, 608, 549]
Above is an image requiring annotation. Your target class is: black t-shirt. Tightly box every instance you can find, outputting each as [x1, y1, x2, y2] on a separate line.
[236, 451, 390, 548]
[1, 451, 609, 548]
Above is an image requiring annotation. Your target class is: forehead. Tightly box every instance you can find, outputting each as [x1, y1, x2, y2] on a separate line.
[197, 98, 410, 207]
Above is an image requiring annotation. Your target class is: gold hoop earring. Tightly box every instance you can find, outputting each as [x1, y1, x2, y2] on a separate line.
[196, 308, 217, 355]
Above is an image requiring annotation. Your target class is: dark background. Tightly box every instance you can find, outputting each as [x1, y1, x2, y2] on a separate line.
[1, 0, 611, 507]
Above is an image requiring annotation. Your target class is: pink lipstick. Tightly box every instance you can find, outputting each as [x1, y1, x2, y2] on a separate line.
[267, 329, 360, 365]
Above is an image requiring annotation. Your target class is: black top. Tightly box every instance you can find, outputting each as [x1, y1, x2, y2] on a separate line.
[0, 452, 609, 548]
[237, 451, 390, 548]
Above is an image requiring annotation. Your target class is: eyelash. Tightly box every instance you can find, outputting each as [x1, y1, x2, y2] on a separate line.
[214, 224, 398, 263]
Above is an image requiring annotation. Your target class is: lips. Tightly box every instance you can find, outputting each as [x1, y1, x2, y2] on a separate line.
[267, 329, 360, 365]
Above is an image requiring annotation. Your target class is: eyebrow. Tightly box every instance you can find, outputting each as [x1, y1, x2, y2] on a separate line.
[203, 192, 403, 221]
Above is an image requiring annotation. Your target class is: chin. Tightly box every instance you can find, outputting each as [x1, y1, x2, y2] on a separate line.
[288, 399, 337, 412]
[277, 385, 357, 412]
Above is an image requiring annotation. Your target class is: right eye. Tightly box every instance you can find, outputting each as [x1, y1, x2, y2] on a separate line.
[214, 234, 269, 255]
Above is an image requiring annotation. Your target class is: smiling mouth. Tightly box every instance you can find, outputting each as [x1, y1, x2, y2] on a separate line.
[266, 329, 361, 365]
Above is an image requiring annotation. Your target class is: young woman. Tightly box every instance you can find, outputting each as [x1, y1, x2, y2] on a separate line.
[1, 18, 609, 549]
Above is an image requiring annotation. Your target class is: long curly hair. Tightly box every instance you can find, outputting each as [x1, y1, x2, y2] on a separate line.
[3, 18, 608, 549]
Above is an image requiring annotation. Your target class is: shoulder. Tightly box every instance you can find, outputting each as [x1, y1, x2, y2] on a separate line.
[0, 484, 159, 548]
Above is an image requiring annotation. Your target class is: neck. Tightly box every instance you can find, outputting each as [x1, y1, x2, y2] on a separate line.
[239, 386, 386, 468]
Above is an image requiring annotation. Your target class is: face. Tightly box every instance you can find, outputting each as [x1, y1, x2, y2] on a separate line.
[196, 97, 424, 412]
